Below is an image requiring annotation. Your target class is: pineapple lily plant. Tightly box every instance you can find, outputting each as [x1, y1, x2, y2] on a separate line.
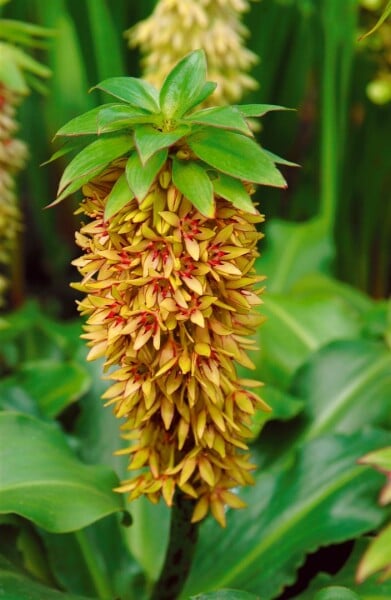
[52, 49, 290, 595]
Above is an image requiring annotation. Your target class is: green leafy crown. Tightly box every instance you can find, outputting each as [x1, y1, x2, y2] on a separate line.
[51, 50, 294, 219]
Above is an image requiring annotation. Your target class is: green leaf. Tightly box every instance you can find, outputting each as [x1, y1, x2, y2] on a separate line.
[191, 591, 259, 600]
[297, 539, 391, 599]
[124, 496, 170, 581]
[172, 158, 214, 217]
[54, 134, 133, 204]
[357, 522, 391, 582]
[295, 340, 391, 440]
[126, 149, 167, 201]
[188, 128, 287, 187]
[182, 430, 391, 599]
[259, 218, 333, 293]
[359, 446, 391, 472]
[185, 81, 217, 114]
[313, 588, 360, 600]
[97, 104, 154, 133]
[160, 49, 207, 118]
[0, 412, 124, 532]
[0, 556, 91, 600]
[0, 360, 91, 418]
[248, 385, 304, 438]
[93, 76, 159, 112]
[257, 292, 362, 389]
[134, 123, 189, 164]
[55, 104, 117, 137]
[186, 106, 251, 134]
[212, 172, 255, 213]
[104, 172, 134, 220]
[236, 104, 293, 118]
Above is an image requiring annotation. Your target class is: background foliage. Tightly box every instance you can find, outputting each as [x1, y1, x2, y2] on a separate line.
[0, 1, 390, 599]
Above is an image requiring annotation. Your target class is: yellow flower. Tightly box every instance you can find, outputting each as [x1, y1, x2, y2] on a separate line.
[72, 162, 270, 527]
[126, 0, 258, 105]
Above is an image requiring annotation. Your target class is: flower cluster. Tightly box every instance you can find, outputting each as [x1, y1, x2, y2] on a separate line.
[127, 0, 258, 105]
[72, 161, 270, 526]
[0, 85, 27, 304]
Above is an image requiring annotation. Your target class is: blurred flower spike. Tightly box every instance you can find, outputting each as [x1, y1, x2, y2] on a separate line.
[0, 7, 51, 304]
[126, 0, 258, 106]
[51, 50, 292, 526]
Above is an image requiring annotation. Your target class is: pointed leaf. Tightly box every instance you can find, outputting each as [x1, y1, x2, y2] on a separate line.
[93, 76, 159, 112]
[0, 412, 124, 533]
[126, 149, 167, 201]
[236, 104, 293, 118]
[55, 134, 133, 203]
[188, 128, 287, 187]
[185, 81, 217, 114]
[104, 172, 134, 220]
[134, 123, 189, 164]
[186, 106, 251, 134]
[55, 104, 118, 137]
[172, 158, 214, 217]
[97, 104, 154, 133]
[160, 50, 207, 118]
[182, 430, 391, 599]
[212, 172, 255, 213]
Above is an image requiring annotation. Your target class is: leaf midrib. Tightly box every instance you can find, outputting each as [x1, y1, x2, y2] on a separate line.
[264, 296, 319, 349]
[208, 464, 366, 589]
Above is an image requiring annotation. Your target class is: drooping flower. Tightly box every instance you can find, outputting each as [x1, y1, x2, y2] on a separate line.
[52, 51, 290, 526]
[126, 0, 258, 106]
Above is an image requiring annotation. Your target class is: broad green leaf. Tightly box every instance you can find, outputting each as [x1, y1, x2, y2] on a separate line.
[259, 217, 333, 293]
[55, 134, 133, 204]
[43, 137, 94, 165]
[191, 591, 259, 600]
[0, 360, 91, 418]
[0, 556, 91, 600]
[134, 123, 189, 164]
[186, 106, 251, 134]
[212, 172, 256, 213]
[93, 76, 159, 112]
[297, 539, 391, 599]
[104, 172, 134, 220]
[160, 49, 207, 118]
[263, 149, 299, 167]
[41, 517, 139, 600]
[126, 149, 167, 201]
[313, 588, 359, 600]
[357, 522, 391, 582]
[236, 104, 293, 118]
[295, 340, 391, 440]
[185, 81, 217, 114]
[257, 292, 362, 389]
[172, 158, 214, 217]
[97, 104, 154, 133]
[248, 385, 304, 438]
[55, 104, 117, 136]
[182, 430, 391, 599]
[0, 412, 124, 532]
[85, 0, 125, 82]
[124, 496, 170, 581]
[188, 128, 287, 187]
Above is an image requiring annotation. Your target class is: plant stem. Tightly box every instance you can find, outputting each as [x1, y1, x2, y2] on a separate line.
[74, 529, 113, 600]
[150, 490, 199, 600]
